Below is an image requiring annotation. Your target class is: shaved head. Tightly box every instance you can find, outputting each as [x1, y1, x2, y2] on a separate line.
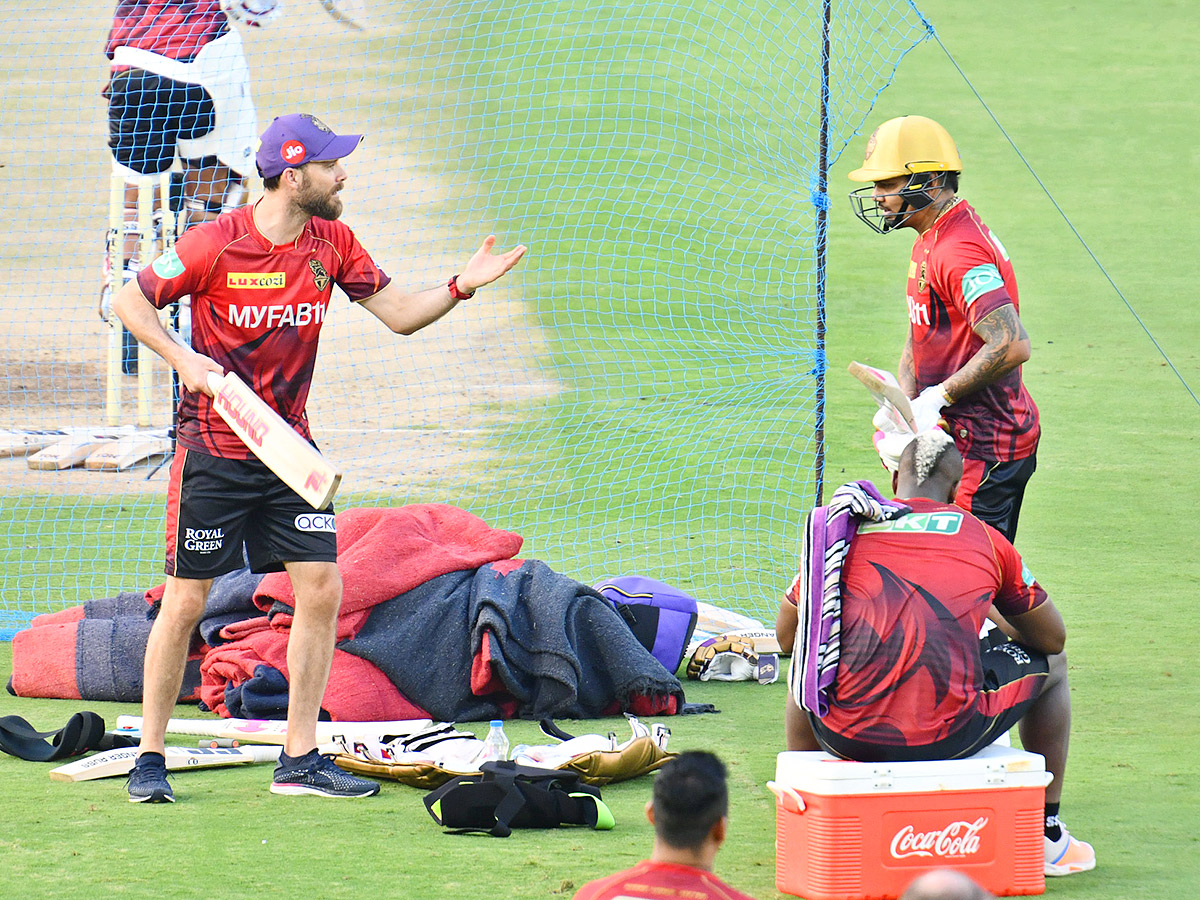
[894, 430, 962, 502]
[901, 869, 993, 900]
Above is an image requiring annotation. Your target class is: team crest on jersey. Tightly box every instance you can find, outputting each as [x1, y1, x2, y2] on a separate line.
[309, 258, 331, 291]
[152, 248, 185, 279]
[917, 261, 927, 293]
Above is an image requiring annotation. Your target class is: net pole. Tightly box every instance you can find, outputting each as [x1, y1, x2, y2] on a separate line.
[813, 0, 832, 505]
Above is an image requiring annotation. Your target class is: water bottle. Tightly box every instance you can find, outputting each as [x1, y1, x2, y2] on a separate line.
[482, 719, 510, 762]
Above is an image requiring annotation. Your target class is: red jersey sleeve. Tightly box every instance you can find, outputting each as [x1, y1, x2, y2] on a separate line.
[931, 230, 1014, 329]
[986, 523, 1047, 618]
[327, 220, 391, 302]
[136, 226, 215, 309]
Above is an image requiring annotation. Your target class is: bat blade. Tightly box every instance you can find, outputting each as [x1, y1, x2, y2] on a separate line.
[114, 715, 434, 745]
[0, 428, 81, 459]
[84, 430, 172, 471]
[49, 745, 281, 782]
[847, 361, 917, 431]
[206, 371, 342, 510]
[27, 431, 130, 470]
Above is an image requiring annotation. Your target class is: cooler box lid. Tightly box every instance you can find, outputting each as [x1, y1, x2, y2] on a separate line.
[775, 745, 1051, 794]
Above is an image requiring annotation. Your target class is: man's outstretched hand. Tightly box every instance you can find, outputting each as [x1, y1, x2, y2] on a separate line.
[456, 235, 528, 294]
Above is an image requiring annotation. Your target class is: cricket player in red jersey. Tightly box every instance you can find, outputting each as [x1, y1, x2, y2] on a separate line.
[848, 116, 1039, 542]
[111, 113, 527, 803]
[102, 1, 278, 370]
[776, 432, 1094, 877]
[105, 0, 275, 218]
[571, 752, 760, 900]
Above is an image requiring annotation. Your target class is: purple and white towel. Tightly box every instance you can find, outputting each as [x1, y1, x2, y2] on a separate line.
[789, 480, 910, 717]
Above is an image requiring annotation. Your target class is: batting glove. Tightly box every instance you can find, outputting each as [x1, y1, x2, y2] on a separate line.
[872, 405, 913, 436]
[909, 383, 951, 433]
[873, 429, 913, 474]
[221, 0, 284, 27]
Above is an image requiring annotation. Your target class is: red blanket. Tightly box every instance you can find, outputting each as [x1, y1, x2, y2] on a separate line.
[199, 504, 524, 719]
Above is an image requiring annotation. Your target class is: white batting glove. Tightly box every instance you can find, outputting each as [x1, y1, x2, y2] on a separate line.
[909, 383, 951, 433]
[221, 0, 283, 27]
[872, 404, 913, 436]
[873, 430, 913, 474]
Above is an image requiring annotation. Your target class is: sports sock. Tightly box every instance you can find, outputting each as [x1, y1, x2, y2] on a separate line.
[135, 751, 166, 767]
[1044, 802, 1062, 841]
[278, 748, 319, 768]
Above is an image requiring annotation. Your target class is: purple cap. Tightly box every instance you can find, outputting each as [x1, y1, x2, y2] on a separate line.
[255, 114, 363, 178]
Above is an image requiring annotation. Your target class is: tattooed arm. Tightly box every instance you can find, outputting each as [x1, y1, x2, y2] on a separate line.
[940, 304, 1031, 403]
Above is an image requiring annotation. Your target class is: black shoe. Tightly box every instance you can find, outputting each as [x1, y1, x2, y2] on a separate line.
[270, 750, 380, 798]
[127, 753, 174, 803]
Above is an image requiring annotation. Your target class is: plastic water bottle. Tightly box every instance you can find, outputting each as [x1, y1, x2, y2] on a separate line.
[482, 719, 510, 762]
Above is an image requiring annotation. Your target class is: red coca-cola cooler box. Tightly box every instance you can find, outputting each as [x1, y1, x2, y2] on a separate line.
[769, 745, 1052, 899]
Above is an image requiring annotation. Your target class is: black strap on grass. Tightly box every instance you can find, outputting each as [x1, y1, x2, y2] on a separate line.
[424, 760, 603, 838]
[0, 713, 135, 762]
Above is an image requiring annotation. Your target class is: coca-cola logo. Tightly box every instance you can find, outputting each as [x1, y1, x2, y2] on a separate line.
[889, 817, 989, 860]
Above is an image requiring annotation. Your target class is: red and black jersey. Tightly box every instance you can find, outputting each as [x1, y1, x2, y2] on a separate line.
[106, 1, 228, 62]
[818, 498, 1046, 748]
[137, 201, 391, 458]
[906, 201, 1040, 461]
[572, 861, 759, 900]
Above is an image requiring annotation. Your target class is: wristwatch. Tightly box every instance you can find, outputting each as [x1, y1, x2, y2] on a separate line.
[447, 275, 475, 300]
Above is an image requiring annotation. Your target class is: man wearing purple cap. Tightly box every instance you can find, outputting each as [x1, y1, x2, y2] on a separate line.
[111, 112, 526, 803]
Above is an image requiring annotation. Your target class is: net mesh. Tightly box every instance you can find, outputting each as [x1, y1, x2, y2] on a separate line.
[0, 0, 930, 637]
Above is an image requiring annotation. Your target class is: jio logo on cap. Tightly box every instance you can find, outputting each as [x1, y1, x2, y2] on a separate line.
[281, 139, 307, 165]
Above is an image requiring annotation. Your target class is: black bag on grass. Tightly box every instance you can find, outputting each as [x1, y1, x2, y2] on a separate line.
[423, 760, 615, 837]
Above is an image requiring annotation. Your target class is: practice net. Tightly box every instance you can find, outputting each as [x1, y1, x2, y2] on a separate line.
[0, 0, 931, 636]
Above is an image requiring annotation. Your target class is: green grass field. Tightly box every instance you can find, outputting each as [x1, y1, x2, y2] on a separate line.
[3, 0, 1199, 897]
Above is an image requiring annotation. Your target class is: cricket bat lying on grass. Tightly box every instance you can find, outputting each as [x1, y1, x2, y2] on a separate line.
[114, 716, 433, 745]
[49, 745, 282, 782]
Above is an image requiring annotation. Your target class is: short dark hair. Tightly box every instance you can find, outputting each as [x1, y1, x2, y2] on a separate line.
[652, 751, 728, 849]
[261, 161, 316, 192]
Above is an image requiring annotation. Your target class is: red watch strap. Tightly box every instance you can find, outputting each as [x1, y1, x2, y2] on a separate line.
[448, 275, 475, 300]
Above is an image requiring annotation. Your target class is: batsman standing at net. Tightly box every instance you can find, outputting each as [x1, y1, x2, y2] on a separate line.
[100, 0, 275, 371]
[848, 115, 1039, 542]
[111, 113, 527, 802]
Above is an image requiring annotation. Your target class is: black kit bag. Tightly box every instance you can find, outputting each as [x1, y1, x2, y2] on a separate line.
[423, 760, 616, 838]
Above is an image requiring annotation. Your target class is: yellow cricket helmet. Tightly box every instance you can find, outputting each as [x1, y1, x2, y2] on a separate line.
[848, 116, 962, 183]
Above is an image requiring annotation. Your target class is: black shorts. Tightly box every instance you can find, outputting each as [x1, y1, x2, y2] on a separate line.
[164, 447, 337, 579]
[811, 638, 1050, 762]
[958, 454, 1037, 543]
[107, 68, 216, 175]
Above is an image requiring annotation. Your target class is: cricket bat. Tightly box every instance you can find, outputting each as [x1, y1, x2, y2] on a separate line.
[847, 361, 918, 432]
[205, 370, 342, 510]
[27, 430, 131, 471]
[164, 327, 341, 509]
[114, 716, 433, 745]
[49, 745, 282, 783]
[0, 428, 80, 458]
[84, 429, 173, 471]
